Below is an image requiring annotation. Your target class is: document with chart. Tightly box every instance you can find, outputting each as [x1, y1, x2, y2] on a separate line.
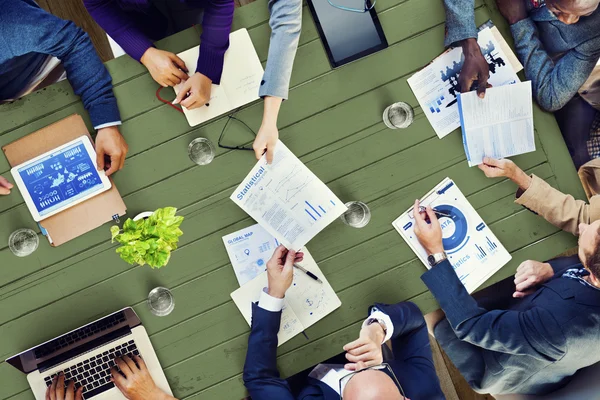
[230, 141, 348, 251]
[408, 27, 521, 139]
[231, 248, 342, 345]
[458, 81, 535, 166]
[392, 178, 511, 293]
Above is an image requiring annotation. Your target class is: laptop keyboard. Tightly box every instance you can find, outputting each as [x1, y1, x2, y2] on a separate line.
[44, 340, 140, 398]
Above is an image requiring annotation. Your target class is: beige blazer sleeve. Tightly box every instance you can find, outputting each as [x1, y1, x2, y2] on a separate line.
[514, 174, 600, 235]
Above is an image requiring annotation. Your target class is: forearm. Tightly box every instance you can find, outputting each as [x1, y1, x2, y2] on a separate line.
[510, 18, 596, 111]
[197, 0, 234, 84]
[443, 0, 477, 47]
[259, 0, 302, 99]
[262, 96, 283, 127]
[515, 174, 596, 235]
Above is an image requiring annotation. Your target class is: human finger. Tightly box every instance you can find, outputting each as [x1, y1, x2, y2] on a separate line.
[180, 94, 196, 109]
[170, 53, 188, 72]
[110, 368, 127, 392]
[65, 379, 76, 400]
[515, 276, 537, 292]
[46, 385, 51, 400]
[49, 375, 58, 400]
[253, 140, 265, 160]
[482, 157, 502, 167]
[515, 261, 531, 278]
[345, 343, 371, 356]
[355, 361, 367, 371]
[96, 145, 106, 172]
[344, 352, 375, 363]
[425, 206, 440, 226]
[413, 200, 427, 226]
[0, 187, 10, 195]
[115, 357, 133, 377]
[171, 67, 189, 83]
[0, 176, 13, 189]
[174, 80, 192, 104]
[56, 374, 65, 400]
[477, 73, 489, 99]
[266, 144, 274, 164]
[283, 249, 297, 269]
[133, 355, 147, 371]
[104, 153, 121, 176]
[119, 146, 128, 170]
[183, 100, 201, 110]
[271, 245, 287, 261]
[74, 386, 83, 400]
[122, 355, 138, 372]
[513, 289, 535, 298]
[459, 73, 475, 94]
[514, 273, 530, 286]
[343, 337, 368, 352]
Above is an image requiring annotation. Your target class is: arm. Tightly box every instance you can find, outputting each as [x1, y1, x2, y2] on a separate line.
[242, 302, 295, 400]
[1, 0, 120, 128]
[510, 18, 599, 111]
[83, 0, 154, 62]
[443, 0, 477, 47]
[197, 0, 235, 84]
[422, 260, 567, 359]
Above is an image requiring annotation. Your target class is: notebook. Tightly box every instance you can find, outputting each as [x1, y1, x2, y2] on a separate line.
[231, 248, 342, 345]
[174, 28, 264, 126]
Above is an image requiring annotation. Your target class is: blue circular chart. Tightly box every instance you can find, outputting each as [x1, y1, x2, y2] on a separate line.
[435, 204, 468, 251]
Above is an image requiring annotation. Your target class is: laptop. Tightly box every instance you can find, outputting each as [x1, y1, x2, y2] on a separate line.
[6, 308, 173, 400]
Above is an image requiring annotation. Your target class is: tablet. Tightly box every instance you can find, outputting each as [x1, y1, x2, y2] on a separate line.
[307, 0, 388, 68]
[11, 136, 111, 222]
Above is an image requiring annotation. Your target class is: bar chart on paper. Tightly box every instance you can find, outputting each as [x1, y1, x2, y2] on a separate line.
[304, 200, 337, 222]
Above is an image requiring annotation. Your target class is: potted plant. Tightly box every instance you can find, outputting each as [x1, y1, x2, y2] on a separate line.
[110, 207, 184, 268]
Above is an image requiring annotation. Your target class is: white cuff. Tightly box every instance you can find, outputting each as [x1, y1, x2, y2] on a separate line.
[362, 308, 394, 344]
[95, 121, 122, 130]
[258, 288, 285, 312]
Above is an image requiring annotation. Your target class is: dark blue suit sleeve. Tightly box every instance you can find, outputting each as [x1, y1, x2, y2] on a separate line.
[421, 260, 567, 361]
[243, 303, 295, 400]
[547, 255, 582, 277]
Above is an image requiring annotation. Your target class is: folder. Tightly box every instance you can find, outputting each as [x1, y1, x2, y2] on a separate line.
[2, 114, 127, 246]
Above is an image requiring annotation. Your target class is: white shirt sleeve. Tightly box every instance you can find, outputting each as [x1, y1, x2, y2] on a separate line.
[361, 307, 394, 344]
[94, 121, 122, 130]
[258, 288, 285, 312]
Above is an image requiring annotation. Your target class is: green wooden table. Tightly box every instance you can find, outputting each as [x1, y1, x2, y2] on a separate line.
[0, 0, 586, 399]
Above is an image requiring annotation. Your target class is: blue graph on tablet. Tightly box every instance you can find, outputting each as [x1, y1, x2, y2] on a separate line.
[17, 140, 104, 217]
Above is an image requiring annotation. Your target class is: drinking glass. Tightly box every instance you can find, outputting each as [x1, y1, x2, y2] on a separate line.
[9, 228, 39, 257]
[188, 138, 216, 165]
[340, 201, 371, 228]
[383, 102, 414, 129]
[147, 287, 175, 317]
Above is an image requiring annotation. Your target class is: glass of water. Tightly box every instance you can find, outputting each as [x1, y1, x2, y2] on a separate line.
[340, 201, 372, 228]
[147, 287, 175, 317]
[383, 102, 414, 129]
[9, 228, 39, 257]
[188, 138, 216, 165]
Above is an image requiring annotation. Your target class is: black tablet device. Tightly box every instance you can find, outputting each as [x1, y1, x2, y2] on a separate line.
[307, 0, 388, 68]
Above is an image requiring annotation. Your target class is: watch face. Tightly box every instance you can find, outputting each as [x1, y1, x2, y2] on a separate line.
[427, 255, 436, 266]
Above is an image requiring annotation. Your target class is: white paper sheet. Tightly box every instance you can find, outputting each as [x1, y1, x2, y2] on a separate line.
[458, 81, 535, 167]
[392, 178, 512, 294]
[408, 27, 521, 138]
[230, 140, 348, 251]
[230, 248, 342, 345]
[174, 28, 264, 126]
[222, 224, 280, 286]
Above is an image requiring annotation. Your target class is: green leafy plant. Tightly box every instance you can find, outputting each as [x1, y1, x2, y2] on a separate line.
[110, 207, 184, 268]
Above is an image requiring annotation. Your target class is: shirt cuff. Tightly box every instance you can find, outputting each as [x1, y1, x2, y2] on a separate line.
[258, 288, 285, 312]
[94, 121, 122, 130]
[362, 308, 394, 344]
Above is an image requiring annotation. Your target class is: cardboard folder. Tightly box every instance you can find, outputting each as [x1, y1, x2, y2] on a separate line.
[2, 114, 127, 246]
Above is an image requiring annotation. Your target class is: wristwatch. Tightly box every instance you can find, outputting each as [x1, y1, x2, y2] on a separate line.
[366, 317, 387, 338]
[427, 252, 447, 267]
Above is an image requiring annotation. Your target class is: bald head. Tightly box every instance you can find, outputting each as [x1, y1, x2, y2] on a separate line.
[546, 0, 599, 24]
[343, 370, 404, 400]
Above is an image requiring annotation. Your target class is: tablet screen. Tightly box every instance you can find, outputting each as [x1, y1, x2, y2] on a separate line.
[17, 140, 105, 217]
[308, 0, 388, 67]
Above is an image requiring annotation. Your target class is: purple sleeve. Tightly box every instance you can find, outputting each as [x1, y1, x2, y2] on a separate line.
[197, 0, 234, 84]
[83, 0, 154, 62]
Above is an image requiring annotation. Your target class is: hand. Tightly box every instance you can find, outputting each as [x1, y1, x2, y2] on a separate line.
[46, 373, 83, 400]
[96, 126, 129, 176]
[266, 245, 304, 299]
[460, 38, 490, 98]
[496, 0, 528, 25]
[140, 47, 189, 87]
[343, 323, 385, 371]
[0, 176, 14, 195]
[478, 157, 532, 190]
[253, 122, 278, 164]
[173, 72, 212, 110]
[513, 260, 554, 298]
[111, 356, 173, 400]
[412, 200, 444, 255]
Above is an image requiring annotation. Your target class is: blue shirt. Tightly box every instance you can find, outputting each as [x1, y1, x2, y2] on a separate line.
[0, 0, 121, 128]
[444, 0, 600, 111]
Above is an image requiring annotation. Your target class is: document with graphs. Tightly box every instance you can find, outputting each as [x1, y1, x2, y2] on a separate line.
[231, 248, 341, 345]
[458, 81, 535, 166]
[230, 141, 347, 251]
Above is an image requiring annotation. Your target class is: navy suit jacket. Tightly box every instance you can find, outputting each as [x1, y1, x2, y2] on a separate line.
[243, 301, 445, 399]
[422, 256, 600, 395]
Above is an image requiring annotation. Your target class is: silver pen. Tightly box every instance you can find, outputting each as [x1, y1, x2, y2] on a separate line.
[293, 263, 323, 284]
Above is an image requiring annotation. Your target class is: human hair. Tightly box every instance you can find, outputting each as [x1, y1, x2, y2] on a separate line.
[585, 227, 600, 281]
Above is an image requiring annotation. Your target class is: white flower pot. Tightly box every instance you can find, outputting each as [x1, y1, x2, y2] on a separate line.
[133, 211, 154, 221]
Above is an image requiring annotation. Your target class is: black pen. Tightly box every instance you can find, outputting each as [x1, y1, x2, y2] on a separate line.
[294, 263, 323, 284]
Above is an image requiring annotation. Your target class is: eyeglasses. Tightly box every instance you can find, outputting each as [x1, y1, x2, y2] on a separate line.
[338, 363, 405, 399]
[217, 109, 256, 151]
[327, 0, 376, 13]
